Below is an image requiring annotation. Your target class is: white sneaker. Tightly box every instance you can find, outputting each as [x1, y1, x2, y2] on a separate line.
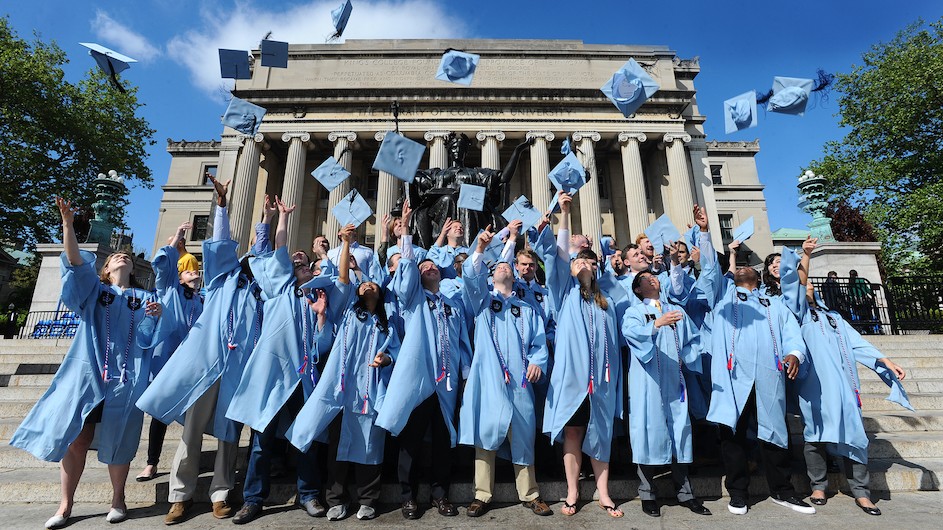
[357, 505, 377, 520]
[105, 507, 128, 523]
[728, 497, 748, 515]
[327, 504, 347, 521]
[45, 514, 69, 529]
[771, 496, 816, 515]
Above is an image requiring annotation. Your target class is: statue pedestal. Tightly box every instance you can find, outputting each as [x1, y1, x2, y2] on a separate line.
[810, 241, 882, 284]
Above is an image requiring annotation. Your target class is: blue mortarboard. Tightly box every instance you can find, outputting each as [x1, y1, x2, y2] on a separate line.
[332, 189, 372, 228]
[79, 42, 137, 75]
[373, 133, 426, 183]
[547, 152, 587, 213]
[644, 214, 682, 252]
[219, 49, 251, 79]
[300, 275, 335, 292]
[560, 136, 572, 155]
[600, 58, 660, 118]
[767, 76, 814, 115]
[502, 195, 542, 233]
[600, 236, 616, 258]
[458, 184, 486, 211]
[435, 49, 480, 86]
[221, 97, 266, 136]
[724, 90, 758, 134]
[259, 39, 289, 68]
[733, 217, 755, 242]
[331, 0, 353, 38]
[311, 156, 350, 192]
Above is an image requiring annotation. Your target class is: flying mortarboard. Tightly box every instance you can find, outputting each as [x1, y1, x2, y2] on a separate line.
[560, 136, 572, 155]
[332, 189, 372, 228]
[300, 275, 335, 292]
[435, 49, 480, 86]
[311, 156, 350, 192]
[331, 0, 353, 39]
[502, 195, 542, 233]
[600, 58, 660, 118]
[259, 39, 289, 68]
[644, 214, 682, 252]
[546, 152, 587, 213]
[219, 49, 251, 79]
[767, 76, 814, 115]
[457, 184, 486, 211]
[221, 97, 266, 136]
[732, 217, 755, 242]
[723, 90, 758, 134]
[79, 42, 136, 92]
[373, 133, 426, 183]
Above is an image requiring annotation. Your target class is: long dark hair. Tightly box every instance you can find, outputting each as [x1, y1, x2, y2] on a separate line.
[575, 249, 608, 310]
[354, 283, 389, 331]
[763, 252, 781, 296]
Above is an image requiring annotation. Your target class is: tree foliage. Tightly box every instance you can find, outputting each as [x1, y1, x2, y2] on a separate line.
[0, 16, 155, 249]
[826, 200, 879, 243]
[808, 18, 943, 272]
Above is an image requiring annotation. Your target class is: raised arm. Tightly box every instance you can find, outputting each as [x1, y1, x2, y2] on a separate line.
[273, 196, 296, 250]
[57, 197, 82, 266]
[252, 195, 277, 254]
[337, 224, 354, 285]
[208, 175, 232, 241]
[798, 236, 817, 285]
[556, 192, 572, 260]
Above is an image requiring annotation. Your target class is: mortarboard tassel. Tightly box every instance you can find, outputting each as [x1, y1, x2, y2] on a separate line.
[102, 368, 109, 382]
[727, 355, 733, 371]
[298, 356, 308, 376]
[680, 383, 686, 403]
[504, 368, 510, 384]
[605, 364, 610, 383]
[446, 371, 452, 392]
[361, 394, 369, 414]
[756, 89, 773, 105]
[588, 379, 594, 395]
[775, 353, 782, 372]
[854, 388, 862, 408]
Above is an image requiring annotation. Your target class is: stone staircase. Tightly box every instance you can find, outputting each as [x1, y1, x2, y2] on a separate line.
[0, 335, 939, 505]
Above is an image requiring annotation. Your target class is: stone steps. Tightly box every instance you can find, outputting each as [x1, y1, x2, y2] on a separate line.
[0, 417, 252, 445]
[860, 393, 943, 411]
[0, 439, 249, 471]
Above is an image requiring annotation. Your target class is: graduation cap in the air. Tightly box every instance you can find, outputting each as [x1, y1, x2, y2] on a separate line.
[330, 0, 353, 40]
[435, 49, 480, 86]
[644, 214, 682, 253]
[457, 184, 486, 211]
[221, 97, 266, 136]
[766, 76, 814, 115]
[373, 133, 426, 183]
[502, 195, 542, 233]
[259, 39, 288, 68]
[332, 189, 372, 228]
[300, 274, 335, 292]
[732, 217, 755, 243]
[546, 152, 587, 213]
[600, 58, 660, 118]
[560, 136, 572, 155]
[79, 42, 137, 93]
[311, 156, 350, 192]
[723, 90, 758, 134]
[219, 49, 251, 79]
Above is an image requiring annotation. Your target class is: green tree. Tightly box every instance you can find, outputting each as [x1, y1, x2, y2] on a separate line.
[808, 18, 943, 272]
[0, 16, 155, 249]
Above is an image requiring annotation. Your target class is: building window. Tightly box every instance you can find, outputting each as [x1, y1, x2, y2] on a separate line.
[710, 164, 723, 185]
[363, 169, 379, 200]
[596, 159, 611, 200]
[718, 214, 734, 244]
[202, 165, 218, 185]
[191, 214, 209, 241]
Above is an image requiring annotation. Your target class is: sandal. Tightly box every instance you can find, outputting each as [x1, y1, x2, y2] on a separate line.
[598, 501, 624, 518]
[561, 500, 578, 516]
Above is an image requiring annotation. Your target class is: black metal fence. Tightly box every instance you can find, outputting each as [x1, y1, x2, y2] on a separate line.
[809, 276, 892, 335]
[885, 275, 943, 334]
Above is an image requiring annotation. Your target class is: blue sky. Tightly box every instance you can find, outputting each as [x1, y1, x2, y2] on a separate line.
[4, 0, 940, 255]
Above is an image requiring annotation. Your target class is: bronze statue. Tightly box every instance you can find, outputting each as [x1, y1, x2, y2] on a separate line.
[396, 133, 533, 249]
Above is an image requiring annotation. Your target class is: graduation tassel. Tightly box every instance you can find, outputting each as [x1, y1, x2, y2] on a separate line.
[727, 355, 733, 371]
[361, 394, 369, 414]
[605, 363, 610, 383]
[504, 368, 510, 384]
[521, 371, 528, 389]
[446, 371, 452, 392]
[298, 356, 308, 377]
[775, 353, 782, 372]
[436, 369, 446, 384]
[680, 383, 686, 403]
[854, 389, 862, 408]
[588, 378, 594, 395]
[102, 368, 109, 382]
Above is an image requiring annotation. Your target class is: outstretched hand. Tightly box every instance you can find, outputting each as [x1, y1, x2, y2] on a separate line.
[476, 225, 495, 253]
[339, 224, 356, 243]
[558, 192, 572, 214]
[56, 197, 78, 225]
[802, 236, 818, 256]
[693, 204, 708, 231]
[275, 195, 296, 215]
[208, 175, 230, 207]
[655, 310, 683, 328]
[262, 195, 278, 222]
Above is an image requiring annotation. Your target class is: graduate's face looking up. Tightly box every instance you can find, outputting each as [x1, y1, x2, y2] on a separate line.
[767, 255, 781, 279]
[387, 253, 401, 273]
[638, 237, 655, 258]
[569, 234, 590, 254]
[676, 243, 689, 262]
[609, 253, 626, 275]
[418, 260, 441, 287]
[291, 251, 311, 266]
[447, 222, 464, 238]
[293, 260, 314, 283]
[358, 281, 381, 304]
[632, 271, 660, 300]
[179, 269, 201, 289]
[101, 252, 134, 284]
[312, 236, 329, 255]
[391, 217, 404, 238]
[570, 257, 596, 280]
[734, 267, 760, 289]
[516, 253, 537, 281]
[493, 262, 514, 284]
[311, 259, 323, 276]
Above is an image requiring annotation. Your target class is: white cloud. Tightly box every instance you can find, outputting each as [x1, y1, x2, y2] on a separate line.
[167, 0, 471, 96]
[91, 10, 161, 62]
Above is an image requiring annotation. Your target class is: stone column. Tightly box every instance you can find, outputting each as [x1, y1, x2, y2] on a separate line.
[572, 131, 603, 254]
[618, 132, 649, 238]
[280, 132, 311, 251]
[373, 131, 399, 252]
[424, 130, 450, 169]
[663, 132, 695, 228]
[525, 131, 555, 212]
[325, 132, 357, 245]
[229, 133, 265, 255]
[476, 130, 505, 170]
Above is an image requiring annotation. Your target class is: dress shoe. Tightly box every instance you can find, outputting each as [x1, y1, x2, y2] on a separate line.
[522, 497, 553, 516]
[136, 465, 157, 482]
[45, 514, 69, 529]
[432, 497, 458, 516]
[641, 499, 660, 517]
[810, 496, 827, 506]
[466, 499, 490, 517]
[401, 499, 420, 520]
[856, 499, 881, 516]
[165, 500, 193, 525]
[680, 499, 712, 515]
[105, 508, 128, 523]
[212, 500, 233, 519]
[232, 503, 262, 525]
[299, 498, 326, 517]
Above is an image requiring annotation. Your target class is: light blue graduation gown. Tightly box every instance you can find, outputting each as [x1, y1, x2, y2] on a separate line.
[287, 292, 400, 464]
[137, 238, 263, 443]
[12, 251, 161, 463]
[149, 245, 203, 376]
[780, 251, 911, 463]
[375, 257, 473, 446]
[458, 261, 548, 465]
[428, 243, 469, 279]
[622, 300, 701, 465]
[225, 247, 338, 433]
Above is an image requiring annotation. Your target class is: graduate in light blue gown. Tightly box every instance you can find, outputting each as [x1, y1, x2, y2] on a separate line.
[11, 197, 164, 528]
[224, 198, 338, 522]
[780, 239, 909, 515]
[376, 213, 428, 285]
[286, 225, 399, 520]
[459, 226, 552, 516]
[761, 251, 783, 299]
[374, 201, 473, 517]
[427, 218, 469, 279]
[539, 193, 623, 518]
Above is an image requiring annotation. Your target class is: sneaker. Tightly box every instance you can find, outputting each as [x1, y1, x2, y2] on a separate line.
[728, 497, 748, 515]
[300, 498, 326, 518]
[771, 495, 816, 514]
[327, 505, 347, 521]
[356, 505, 377, 520]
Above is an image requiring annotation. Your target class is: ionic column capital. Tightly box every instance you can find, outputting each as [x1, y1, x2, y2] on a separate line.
[374, 130, 390, 142]
[475, 130, 506, 142]
[526, 130, 555, 142]
[327, 131, 357, 143]
[571, 131, 601, 143]
[618, 132, 648, 144]
[281, 131, 311, 143]
[240, 133, 265, 145]
[663, 132, 692, 145]
[423, 130, 451, 142]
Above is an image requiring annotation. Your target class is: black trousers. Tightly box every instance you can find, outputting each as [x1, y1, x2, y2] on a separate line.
[397, 395, 454, 502]
[325, 415, 382, 508]
[719, 388, 795, 499]
[146, 416, 168, 466]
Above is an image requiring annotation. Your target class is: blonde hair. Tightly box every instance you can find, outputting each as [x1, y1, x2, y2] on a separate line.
[99, 251, 135, 285]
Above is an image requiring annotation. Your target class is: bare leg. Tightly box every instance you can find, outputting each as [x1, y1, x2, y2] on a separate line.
[58, 422, 96, 517]
[590, 458, 622, 516]
[108, 463, 131, 511]
[562, 426, 584, 514]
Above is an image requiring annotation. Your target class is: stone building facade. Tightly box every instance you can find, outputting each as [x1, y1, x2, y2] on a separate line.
[153, 39, 774, 265]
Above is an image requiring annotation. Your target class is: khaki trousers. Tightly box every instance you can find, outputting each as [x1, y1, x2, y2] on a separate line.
[473, 427, 539, 503]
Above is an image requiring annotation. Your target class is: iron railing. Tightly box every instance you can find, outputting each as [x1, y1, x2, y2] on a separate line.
[885, 275, 943, 334]
[808, 277, 892, 334]
[17, 310, 80, 339]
